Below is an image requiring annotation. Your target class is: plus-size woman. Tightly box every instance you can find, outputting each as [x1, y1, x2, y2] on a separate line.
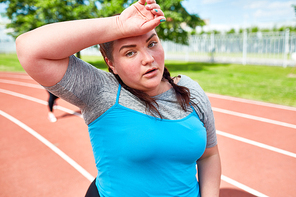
[16, 0, 221, 196]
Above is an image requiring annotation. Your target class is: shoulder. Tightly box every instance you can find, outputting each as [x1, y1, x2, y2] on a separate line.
[67, 55, 116, 83]
[177, 75, 204, 95]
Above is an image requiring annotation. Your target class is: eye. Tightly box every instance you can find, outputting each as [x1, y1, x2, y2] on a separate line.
[148, 41, 157, 48]
[125, 51, 136, 57]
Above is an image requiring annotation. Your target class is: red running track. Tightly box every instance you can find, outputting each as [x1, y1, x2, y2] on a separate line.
[0, 72, 295, 197]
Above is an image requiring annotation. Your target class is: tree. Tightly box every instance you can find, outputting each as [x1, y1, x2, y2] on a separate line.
[292, 4, 296, 16]
[1, 0, 98, 38]
[94, 0, 205, 45]
[226, 28, 235, 34]
[1, 0, 204, 47]
[250, 26, 259, 33]
[1, 0, 98, 57]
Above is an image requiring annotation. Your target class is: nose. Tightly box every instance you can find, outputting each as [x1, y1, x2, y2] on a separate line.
[141, 50, 154, 66]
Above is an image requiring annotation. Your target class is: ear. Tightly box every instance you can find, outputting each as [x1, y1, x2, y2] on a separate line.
[105, 57, 118, 74]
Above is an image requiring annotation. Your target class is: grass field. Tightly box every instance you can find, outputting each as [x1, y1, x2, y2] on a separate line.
[1, 53, 296, 107]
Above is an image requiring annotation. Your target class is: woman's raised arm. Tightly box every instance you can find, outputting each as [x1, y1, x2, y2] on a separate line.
[16, 0, 165, 86]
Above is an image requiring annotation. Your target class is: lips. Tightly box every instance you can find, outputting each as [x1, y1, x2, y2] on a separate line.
[144, 68, 158, 75]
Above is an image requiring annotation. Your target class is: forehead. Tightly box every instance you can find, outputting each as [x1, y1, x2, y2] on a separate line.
[113, 30, 158, 49]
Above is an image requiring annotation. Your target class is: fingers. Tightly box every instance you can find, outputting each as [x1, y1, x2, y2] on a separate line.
[151, 8, 164, 18]
[144, 1, 164, 18]
[136, 0, 165, 24]
[145, 3, 160, 10]
[142, 16, 166, 32]
[138, 0, 146, 5]
[138, 0, 155, 5]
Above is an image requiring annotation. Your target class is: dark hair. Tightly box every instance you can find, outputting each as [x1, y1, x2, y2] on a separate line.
[99, 40, 192, 118]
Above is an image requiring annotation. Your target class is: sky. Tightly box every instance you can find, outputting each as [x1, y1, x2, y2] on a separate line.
[1, 0, 296, 35]
[181, 0, 296, 32]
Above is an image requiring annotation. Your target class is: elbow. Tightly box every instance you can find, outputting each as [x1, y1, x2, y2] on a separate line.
[16, 34, 26, 57]
[16, 34, 26, 61]
[16, 33, 34, 71]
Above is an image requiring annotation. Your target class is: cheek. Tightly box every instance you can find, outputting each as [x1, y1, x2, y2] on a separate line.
[115, 61, 140, 80]
[154, 50, 165, 67]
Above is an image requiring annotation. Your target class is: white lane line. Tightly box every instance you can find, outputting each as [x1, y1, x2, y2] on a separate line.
[217, 130, 296, 159]
[1, 76, 293, 113]
[0, 88, 282, 196]
[2, 79, 295, 129]
[0, 88, 82, 117]
[0, 79, 42, 89]
[2, 88, 295, 158]
[221, 175, 268, 197]
[207, 92, 296, 112]
[0, 74, 32, 79]
[0, 110, 94, 182]
[213, 107, 296, 130]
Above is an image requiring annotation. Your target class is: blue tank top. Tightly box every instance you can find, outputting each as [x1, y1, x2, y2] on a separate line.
[88, 85, 207, 197]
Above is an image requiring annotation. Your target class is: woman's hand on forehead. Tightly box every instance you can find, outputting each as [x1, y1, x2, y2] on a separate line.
[138, 0, 156, 6]
[116, 0, 166, 38]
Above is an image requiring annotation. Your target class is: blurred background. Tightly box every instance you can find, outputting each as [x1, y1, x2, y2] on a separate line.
[1, 2, 296, 196]
[1, 0, 296, 66]
[0, 0, 295, 107]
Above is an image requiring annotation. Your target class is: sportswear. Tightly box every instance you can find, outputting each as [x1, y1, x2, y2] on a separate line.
[45, 55, 217, 196]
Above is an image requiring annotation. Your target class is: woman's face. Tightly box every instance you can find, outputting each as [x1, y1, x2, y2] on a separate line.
[108, 30, 165, 96]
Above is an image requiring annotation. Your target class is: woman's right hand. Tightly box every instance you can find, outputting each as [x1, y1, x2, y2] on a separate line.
[116, 0, 166, 38]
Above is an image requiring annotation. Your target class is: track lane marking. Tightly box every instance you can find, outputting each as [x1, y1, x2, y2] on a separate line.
[0, 88, 82, 117]
[0, 88, 277, 196]
[207, 93, 296, 112]
[1, 79, 295, 129]
[0, 74, 32, 79]
[0, 110, 94, 182]
[2, 88, 295, 158]
[213, 107, 296, 129]
[2, 73, 296, 112]
[0, 79, 43, 89]
[217, 130, 296, 158]
[221, 175, 268, 197]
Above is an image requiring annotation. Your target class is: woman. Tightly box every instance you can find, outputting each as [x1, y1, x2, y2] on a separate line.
[16, 0, 221, 196]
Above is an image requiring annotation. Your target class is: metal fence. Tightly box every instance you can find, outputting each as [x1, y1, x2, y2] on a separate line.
[1, 30, 295, 67]
[162, 30, 295, 67]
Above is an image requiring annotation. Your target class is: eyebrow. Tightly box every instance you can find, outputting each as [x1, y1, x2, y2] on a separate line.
[146, 33, 156, 43]
[119, 44, 136, 52]
[119, 33, 157, 52]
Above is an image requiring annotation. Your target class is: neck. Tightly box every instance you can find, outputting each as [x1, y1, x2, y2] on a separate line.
[146, 80, 172, 97]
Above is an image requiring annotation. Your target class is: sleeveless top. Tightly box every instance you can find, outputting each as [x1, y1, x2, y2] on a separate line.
[88, 85, 207, 197]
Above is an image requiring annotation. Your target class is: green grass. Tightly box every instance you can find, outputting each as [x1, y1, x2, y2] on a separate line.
[1, 53, 296, 107]
[165, 60, 296, 107]
[0, 53, 24, 72]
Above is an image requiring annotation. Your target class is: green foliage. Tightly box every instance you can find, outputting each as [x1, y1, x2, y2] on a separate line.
[0, 0, 98, 38]
[1, 0, 204, 45]
[250, 26, 259, 33]
[157, 1, 204, 45]
[226, 28, 235, 34]
[292, 4, 296, 16]
[95, 0, 204, 45]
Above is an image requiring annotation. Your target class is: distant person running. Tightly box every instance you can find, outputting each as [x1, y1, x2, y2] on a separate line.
[47, 90, 58, 122]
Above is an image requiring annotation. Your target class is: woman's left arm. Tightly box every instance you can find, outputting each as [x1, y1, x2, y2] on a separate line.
[197, 145, 221, 197]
